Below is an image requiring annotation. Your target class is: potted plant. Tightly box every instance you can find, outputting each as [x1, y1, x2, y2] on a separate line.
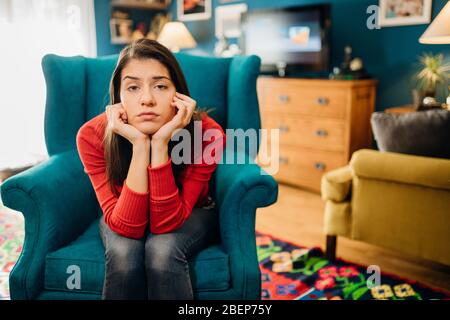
[413, 53, 450, 110]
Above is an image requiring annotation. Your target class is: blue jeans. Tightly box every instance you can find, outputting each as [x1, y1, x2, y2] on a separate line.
[98, 207, 220, 300]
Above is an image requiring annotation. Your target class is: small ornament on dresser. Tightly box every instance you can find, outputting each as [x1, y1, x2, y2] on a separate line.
[329, 45, 371, 80]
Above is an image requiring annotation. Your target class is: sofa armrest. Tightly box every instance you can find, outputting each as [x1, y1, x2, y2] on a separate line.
[0, 149, 99, 299]
[350, 149, 450, 190]
[321, 166, 353, 202]
[215, 151, 278, 299]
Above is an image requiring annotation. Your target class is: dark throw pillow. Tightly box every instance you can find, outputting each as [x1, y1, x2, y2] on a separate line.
[371, 109, 450, 159]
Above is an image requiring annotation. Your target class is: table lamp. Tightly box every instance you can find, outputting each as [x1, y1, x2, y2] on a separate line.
[157, 21, 197, 52]
[419, 1, 450, 44]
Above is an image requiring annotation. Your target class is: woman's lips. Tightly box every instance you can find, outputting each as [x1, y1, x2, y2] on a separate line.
[140, 114, 158, 121]
[138, 112, 159, 121]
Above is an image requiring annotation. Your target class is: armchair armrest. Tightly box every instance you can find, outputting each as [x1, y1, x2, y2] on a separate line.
[215, 151, 278, 299]
[350, 149, 450, 191]
[0, 149, 99, 299]
[321, 166, 352, 202]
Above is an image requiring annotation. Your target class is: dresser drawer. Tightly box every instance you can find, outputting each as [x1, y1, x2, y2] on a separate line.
[262, 112, 346, 152]
[258, 80, 349, 119]
[258, 144, 347, 192]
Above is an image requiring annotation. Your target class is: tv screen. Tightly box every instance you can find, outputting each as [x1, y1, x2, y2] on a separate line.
[240, 4, 331, 75]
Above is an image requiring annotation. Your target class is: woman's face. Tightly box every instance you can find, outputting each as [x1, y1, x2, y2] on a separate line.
[119, 58, 176, 135]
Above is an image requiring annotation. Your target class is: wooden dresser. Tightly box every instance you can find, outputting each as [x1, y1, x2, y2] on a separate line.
[256, 77, 377, 192]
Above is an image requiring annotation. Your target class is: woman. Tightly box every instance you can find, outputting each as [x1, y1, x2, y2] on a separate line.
[76, 39, 226, 300]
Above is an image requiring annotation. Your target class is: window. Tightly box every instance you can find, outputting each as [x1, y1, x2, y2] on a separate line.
[0, 0, 96, 169]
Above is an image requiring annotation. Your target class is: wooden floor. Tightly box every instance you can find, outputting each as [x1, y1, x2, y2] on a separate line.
[256, 184, 450, 292]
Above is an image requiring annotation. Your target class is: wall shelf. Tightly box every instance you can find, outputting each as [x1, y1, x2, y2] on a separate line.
[111, 0, 171, 10]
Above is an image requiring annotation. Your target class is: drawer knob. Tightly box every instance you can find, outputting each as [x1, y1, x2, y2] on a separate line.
[278, 125, 290, 133]
[317, 97, 329, 106]
[314, 162, 326, 171]
[278, 95, 290, 103]
[279, 156, 289, 164]
[315, 129, 328, 137]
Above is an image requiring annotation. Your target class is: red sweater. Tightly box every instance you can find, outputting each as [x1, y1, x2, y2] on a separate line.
[76, 112, 225, 238]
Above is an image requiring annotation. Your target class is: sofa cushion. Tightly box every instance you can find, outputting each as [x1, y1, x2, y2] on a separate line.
[371, 110, 450, 159]
[44, 218, 231, 295]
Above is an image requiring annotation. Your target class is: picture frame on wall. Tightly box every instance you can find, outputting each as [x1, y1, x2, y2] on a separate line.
[178, 0, 211, 21]
[215, 3, 247, 39]
[110, 18, 133, 44]
[379, 0, 432, 27]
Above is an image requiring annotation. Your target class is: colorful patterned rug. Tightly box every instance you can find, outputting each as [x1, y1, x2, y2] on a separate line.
[256, 233, 450, 300]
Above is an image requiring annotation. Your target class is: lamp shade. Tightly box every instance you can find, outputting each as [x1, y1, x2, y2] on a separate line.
[157, 22, 197, 52]
[419, 2, 450, 44]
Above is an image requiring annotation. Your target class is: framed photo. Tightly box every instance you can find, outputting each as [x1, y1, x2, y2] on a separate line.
[379, 0, 432, 27]
[215, 3, 247, 39]
[110, 18, 133, 44]
[178, 0, 211, 21]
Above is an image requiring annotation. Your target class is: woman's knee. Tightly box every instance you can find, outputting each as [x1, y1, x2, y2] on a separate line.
[105, 237, 145, 273]
[145, 234, 187, 271]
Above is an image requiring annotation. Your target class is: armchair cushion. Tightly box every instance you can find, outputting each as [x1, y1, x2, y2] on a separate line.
[44, 218, 231, 295]
[371, 109, 450, 159]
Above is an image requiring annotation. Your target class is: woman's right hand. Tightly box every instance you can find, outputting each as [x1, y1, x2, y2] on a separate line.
[106, 103, 149, 145]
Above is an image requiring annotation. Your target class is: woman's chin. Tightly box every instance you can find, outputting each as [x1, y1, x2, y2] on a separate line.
[135, 123, 159, 135]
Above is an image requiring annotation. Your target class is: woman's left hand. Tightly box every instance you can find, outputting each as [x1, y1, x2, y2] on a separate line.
[151, 92, 196, 145]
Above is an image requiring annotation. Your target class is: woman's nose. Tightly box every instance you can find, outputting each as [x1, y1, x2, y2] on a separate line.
[140, 88, 156, 106]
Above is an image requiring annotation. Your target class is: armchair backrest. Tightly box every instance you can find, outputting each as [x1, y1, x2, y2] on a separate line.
[42, 52, 262, 157]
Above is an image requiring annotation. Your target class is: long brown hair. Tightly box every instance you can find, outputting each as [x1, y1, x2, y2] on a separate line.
[104, 39, 204, 196]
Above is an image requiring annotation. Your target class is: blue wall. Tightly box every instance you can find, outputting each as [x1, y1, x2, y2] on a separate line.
[95, 0, 450, 111]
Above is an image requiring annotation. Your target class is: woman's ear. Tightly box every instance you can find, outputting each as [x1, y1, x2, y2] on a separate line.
[171, 104, 177, 118]
[170, 96, 177, 117]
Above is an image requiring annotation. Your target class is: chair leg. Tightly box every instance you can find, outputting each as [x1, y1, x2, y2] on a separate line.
[325, 235, 337, 261]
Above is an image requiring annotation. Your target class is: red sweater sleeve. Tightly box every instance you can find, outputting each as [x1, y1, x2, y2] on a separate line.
[76, 117, 149, 239]
[147, 116, 226, 234]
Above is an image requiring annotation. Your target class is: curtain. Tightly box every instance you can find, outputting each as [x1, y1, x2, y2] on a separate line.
[0, 0, 96, 169]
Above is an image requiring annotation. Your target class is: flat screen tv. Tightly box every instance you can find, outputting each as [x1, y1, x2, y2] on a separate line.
[240, 4, 331, 76]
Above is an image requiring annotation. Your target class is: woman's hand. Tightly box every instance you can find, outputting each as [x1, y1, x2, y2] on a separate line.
[106, 103, 149, 145]
[151, 92, 196, 145]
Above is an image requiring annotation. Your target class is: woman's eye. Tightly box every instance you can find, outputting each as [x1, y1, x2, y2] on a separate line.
[127, 86, 139, 92]
[155, 85, 168, 90]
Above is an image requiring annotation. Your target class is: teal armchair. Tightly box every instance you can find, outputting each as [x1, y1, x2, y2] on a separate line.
[0, 53, 278, 300]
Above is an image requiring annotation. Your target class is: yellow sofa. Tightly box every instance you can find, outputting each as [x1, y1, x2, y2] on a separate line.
[321, 149, 450, 266]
